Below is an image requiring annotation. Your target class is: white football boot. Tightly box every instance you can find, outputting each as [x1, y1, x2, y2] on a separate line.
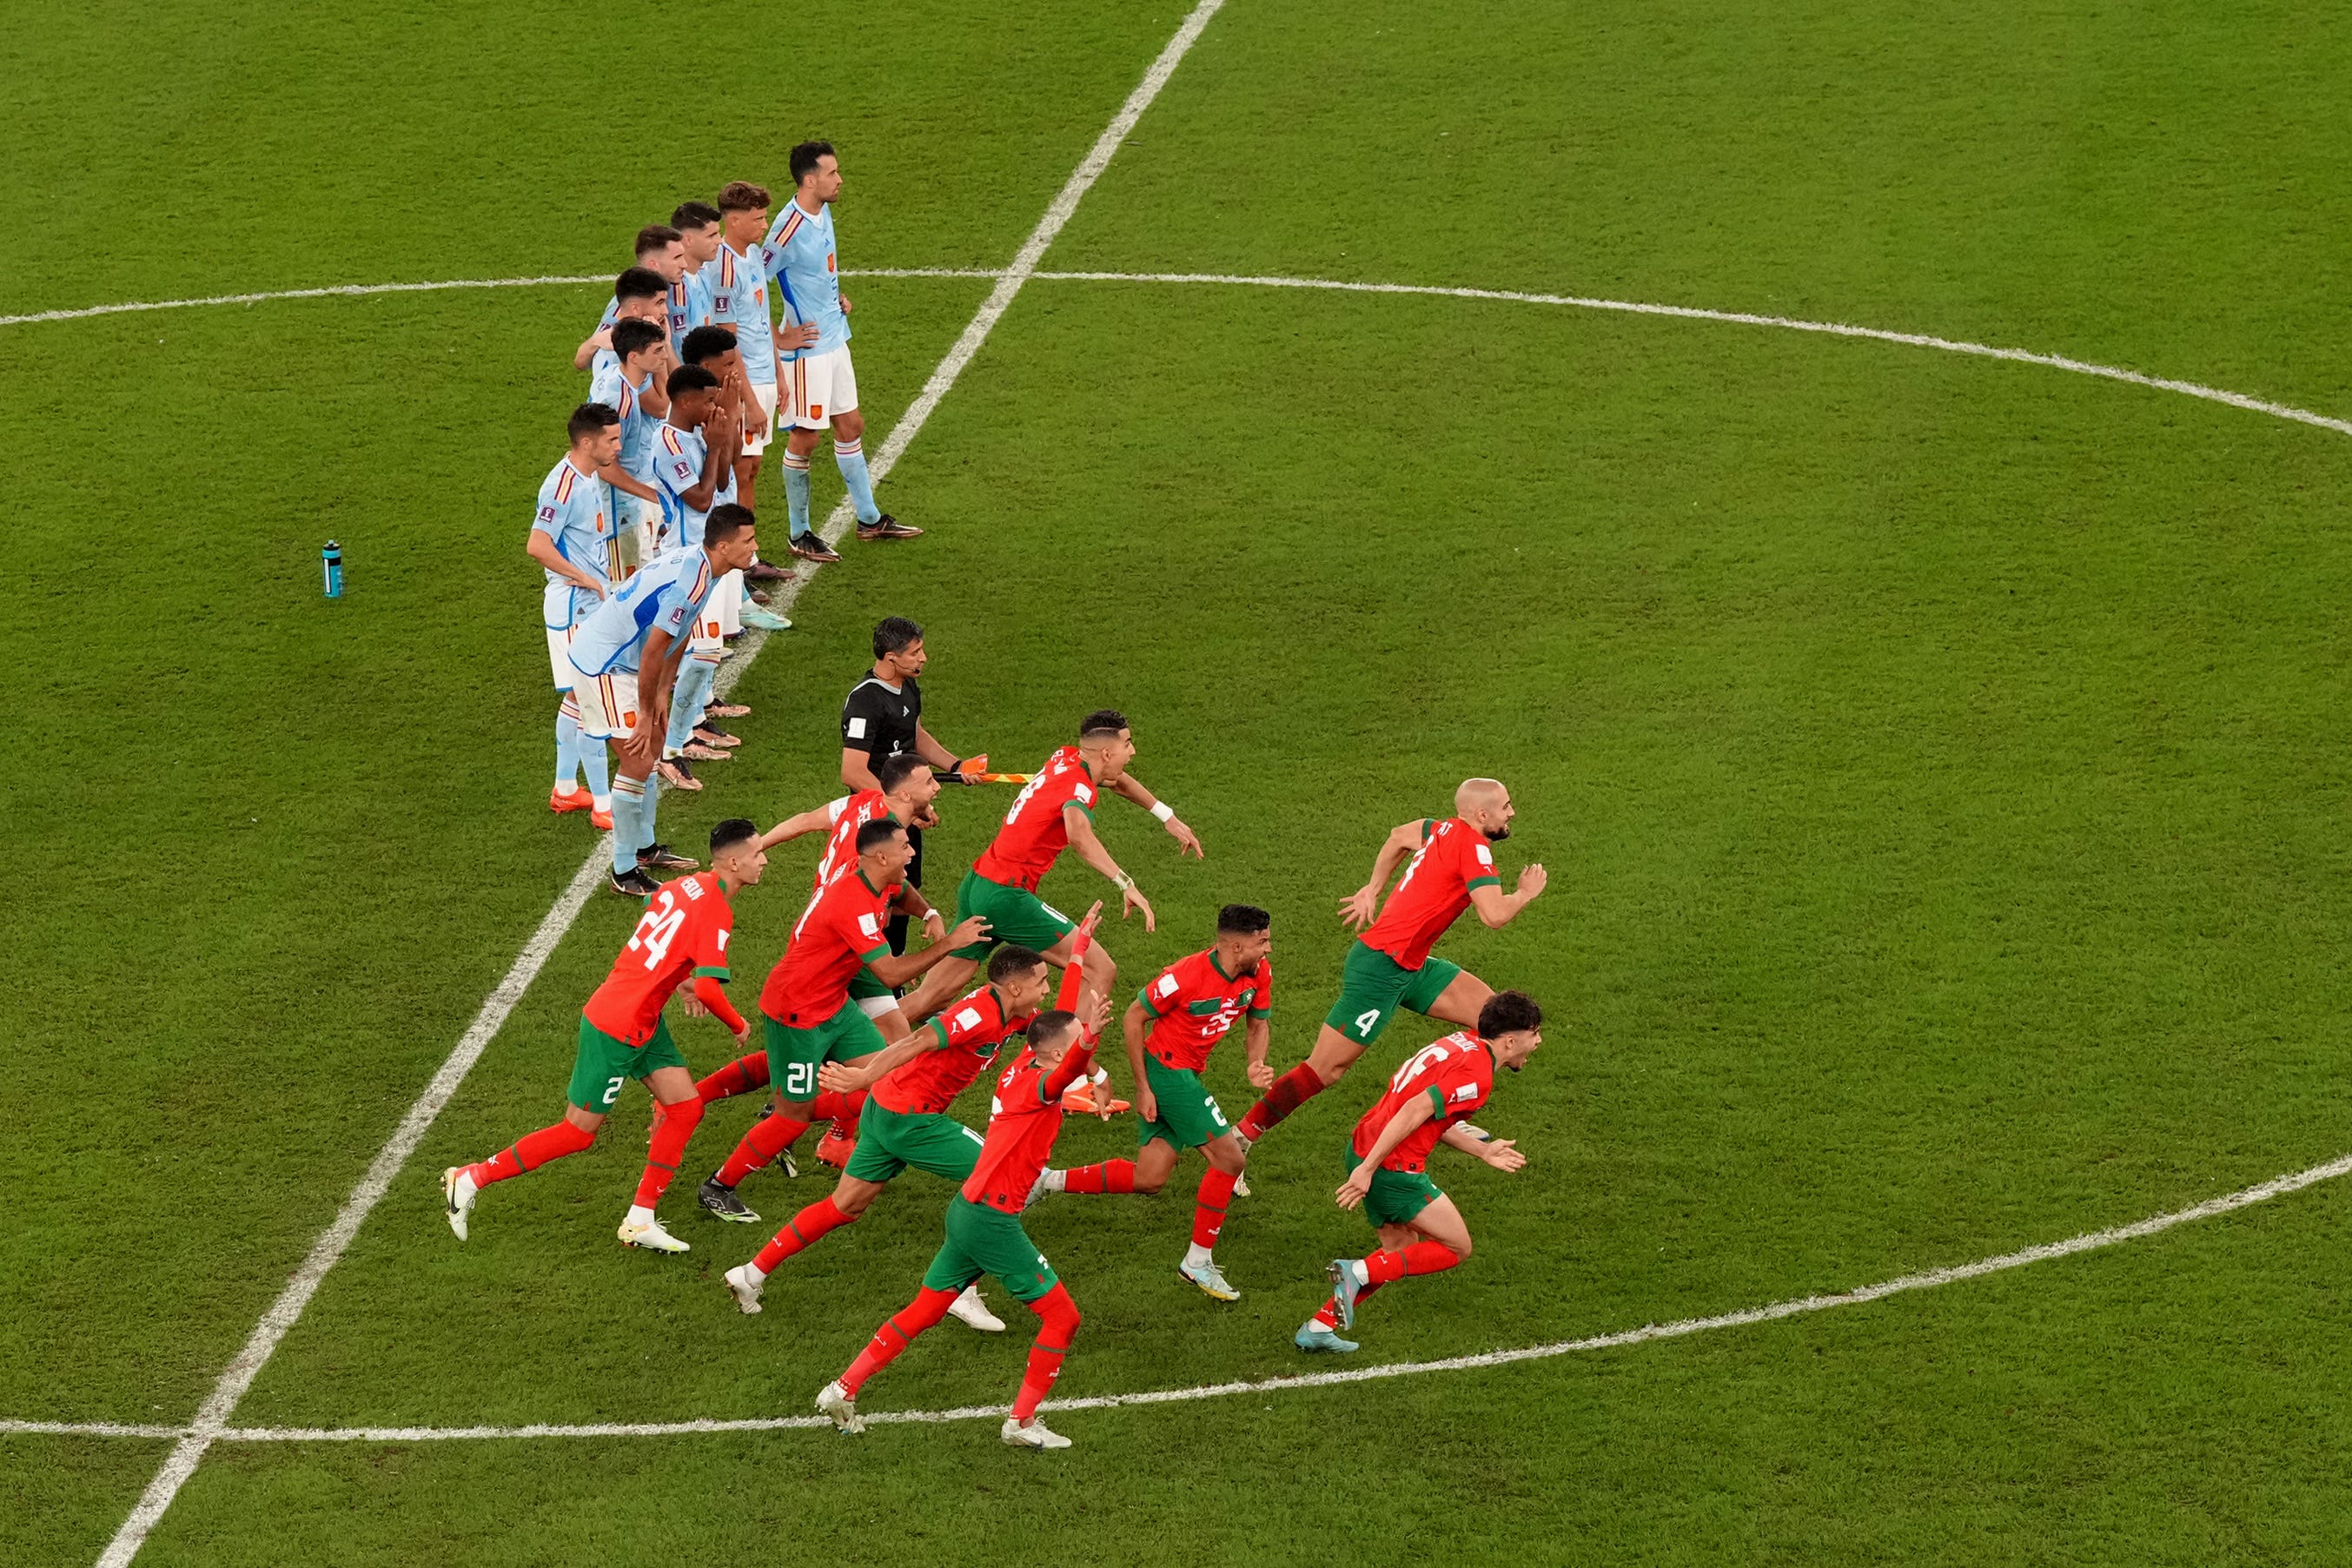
[947, 1283, 1007, 1333]
[1001, 1416, 1072, 1450]
[817, 1380, 865, 1434]
[617, 1215, 691, 1253]
[723, 1263, 765, 1315]
[441, 1167, 478, 1241]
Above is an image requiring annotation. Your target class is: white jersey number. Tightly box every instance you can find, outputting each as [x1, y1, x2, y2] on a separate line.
[627, 890, 686, 970]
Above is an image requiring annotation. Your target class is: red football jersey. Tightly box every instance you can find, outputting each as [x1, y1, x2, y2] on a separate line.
[759, 870, 898, 1027]
[1348, 1030, 1496, 1173]
[1137, 948, 1272, 1072]
[813, 789, 895, 892]
[963, 1038, 1095, 1212]
[872, 983, 1037, 1116]
[971, 745, 1099, 891]
[580, 872, 735, 1045]
[1360, 817, 1504, 969]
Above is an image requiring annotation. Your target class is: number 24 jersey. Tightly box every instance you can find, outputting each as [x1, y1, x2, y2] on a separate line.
[581, 872, 735, 1046]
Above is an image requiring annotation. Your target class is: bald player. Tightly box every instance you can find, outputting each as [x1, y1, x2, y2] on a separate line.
[1234, 779, 1545, 1147]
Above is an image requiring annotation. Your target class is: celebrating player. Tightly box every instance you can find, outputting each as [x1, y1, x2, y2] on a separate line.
[1295, 990, 1544, 1353]
[766, 141, 918, 560]
[1236, 778, 1545, 1146]
[1033, 904, 1272, 1301]
[898, 710, 1203, 1028]
[814, 991, 1114, 1450]
[719, 931, 1089, 1329]
[529, 403, 621, 829]
[566, 505, 759, 896]
[441, 819, 770, 1254]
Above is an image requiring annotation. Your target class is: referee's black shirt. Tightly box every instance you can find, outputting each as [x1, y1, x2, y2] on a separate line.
[842, 674, 925, 951]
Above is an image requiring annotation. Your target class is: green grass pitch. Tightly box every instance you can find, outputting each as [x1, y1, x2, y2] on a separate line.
[6, 0, 2352, 1562]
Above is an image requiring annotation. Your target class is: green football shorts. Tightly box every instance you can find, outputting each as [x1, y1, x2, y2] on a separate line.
[1135, 1055, 1231, 1151]
[1348, 1136, 1444, 1229]
[922, 1194, 1059, 1303]
[847, 965, 893, 1002]
[843, 1102, 985, 1185]
[1322, 940, 1461, 1045]
[762, 1003, 887, 1101]
[948, 870, 1076, 961]
[566, 1015, 688, 1113]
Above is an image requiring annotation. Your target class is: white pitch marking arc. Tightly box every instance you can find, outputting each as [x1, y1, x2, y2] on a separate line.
[9, 1147, 2345, 1446]
[4, 268, 2348, 441]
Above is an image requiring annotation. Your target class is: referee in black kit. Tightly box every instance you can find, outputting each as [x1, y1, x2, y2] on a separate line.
[839, 616, 986, 951]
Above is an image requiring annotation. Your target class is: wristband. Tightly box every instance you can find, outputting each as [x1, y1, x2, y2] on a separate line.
[1150, 801, 1175, 823]
[1113, 870, 1136, 892]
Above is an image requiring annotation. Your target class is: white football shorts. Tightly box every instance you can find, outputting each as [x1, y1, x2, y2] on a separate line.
[568, 660, 641, 741]
[744, 380, 778, 456]
[783, 346, 858, 430]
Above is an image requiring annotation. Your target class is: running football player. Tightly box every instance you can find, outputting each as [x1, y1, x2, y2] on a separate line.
[1236, 778, 1545, 1146]
[1295, 991, 1543, 1353]
[1032, 904, 1272, 1301]
[897, 710, 1203, 1028]
[815, 991, 1114, 1450]
[441, 819, 769, 1254]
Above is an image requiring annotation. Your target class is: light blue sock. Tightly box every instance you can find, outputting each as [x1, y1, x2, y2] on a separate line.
[666, 658, 716, 753]
[834, 440, 879, 525]
[609, 777, 645, 877]
[554, 704, 580, 789]
[580, 735, 610, 804]
[784, 458, 812, 538]
[639, 775, 663, 860]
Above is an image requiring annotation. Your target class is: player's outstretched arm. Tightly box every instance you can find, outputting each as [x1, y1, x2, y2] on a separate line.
[1337, 1097, 1437, 1208]
[819, 1022, 949, 1094]
[1062, 804, 1155, 930]
[1468, 863, 1548, 929]
[868, 915, 990, 989]
[756, 803, 838, 850]
[1107, 774, 1203, 857]
[1440, 1122, 1525, 1170]
[1339, 820, 1428, 929]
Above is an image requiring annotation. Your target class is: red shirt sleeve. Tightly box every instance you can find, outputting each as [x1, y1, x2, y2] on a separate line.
[1250, 960, 1273, 1018]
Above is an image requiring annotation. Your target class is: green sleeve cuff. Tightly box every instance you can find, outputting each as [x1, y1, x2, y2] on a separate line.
[1136, 988, 1165, 1018]
[692, 966, 731, 980]
[1426, 1087, 1447, 1117]
[1248, 1005, 1271, 1019]
[858, 943, 891, 966]
[1418, 817, 1435, 843]
[1465, 875, 1501, 892]
[1064, 797, 1096, 820]
[927, 1016, 953, 1049]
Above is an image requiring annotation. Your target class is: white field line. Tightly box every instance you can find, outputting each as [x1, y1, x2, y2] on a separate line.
[85, 6, 1222, 1561]
[13, 1146, 2342, 1447]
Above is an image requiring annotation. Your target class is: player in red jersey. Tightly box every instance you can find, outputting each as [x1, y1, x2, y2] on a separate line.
[694, 819, 984, 1222]
[1031, 904, 1273, 1301]
[1236, 778, 1544, 1148]
[897, 709, 1203, 1029]
[1295, 989, 1544, 1353]
[441, 819, 767, 1254]
[686, 752, 944, 1192]
[816, 991, 1115, 1450]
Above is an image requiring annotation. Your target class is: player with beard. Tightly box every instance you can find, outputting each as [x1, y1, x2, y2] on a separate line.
[1234, 778, 1545, 1148]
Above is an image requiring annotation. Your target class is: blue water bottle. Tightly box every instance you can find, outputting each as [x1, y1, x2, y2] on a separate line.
[322, 540, 343, 599]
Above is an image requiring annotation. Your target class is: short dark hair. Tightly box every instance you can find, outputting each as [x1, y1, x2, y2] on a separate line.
[1478, 989, 1543, 1038]
[875, 753, 930, 794]
[610, 318, 665, 361]
[1216, 903, 1271, 936]
[710, 817, 758, 856]
[671, 200, 722, 231]
[614, 266, 666, 304]
[704, 503, 753, 545]
[855, 817, 906, 854]
[989, 944, 1048, 984]
[681, 324, 738, 367]
[717, 180, 772, 212]
[1079, 709, 1129, 740]
[1027, 1009, 1079, 1051]
[666, 363, 719, 400]
[566, 402, 619, 443]
[791, 141, 838, 184]
[872, 616, 924, 658]
[634, 223, 683, 259]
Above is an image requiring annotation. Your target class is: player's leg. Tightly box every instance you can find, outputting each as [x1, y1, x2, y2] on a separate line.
[1183, 1130, 1249, 1291]
[700, 1007, 875, 1201]
[1322, 1191, 1465, 1332]
[1421, 963, 1494, 1029]
[442, 1019, 620, 1240]
[723, 1168, 887, 1314]
[982, 1210, 1077, 1448]
[781, 378, 840, 562]
[895, 954, 979, 1027]
[695, 1050, 770, 1103]
[829, 405, 879, 528]
[1238, 942, 1421, 1142]
[822, 1207, 978, 1431]
[615, 1028, 701, 1253]
[578, 666, 659, 896]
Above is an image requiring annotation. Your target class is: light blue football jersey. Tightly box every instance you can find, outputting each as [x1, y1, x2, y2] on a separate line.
[763, 199, 848, 360]
[533, 455, 615, 630]
[565, 545, 714, 678]
[702, 242, 776, 384]
[650, 420, 737, 550]
[666, 272, 712, 357]
[589, 361, 662, 485]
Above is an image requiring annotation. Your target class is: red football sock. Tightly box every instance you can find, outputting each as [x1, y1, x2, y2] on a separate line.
[467, 1119, 595, 1188]
[717, 1111, 810, 1187]
[1061, 1159, 1136, 1195]
[839, 1286, 959, 1396]
[1310, 1277, 1385, 1331]
[810, 1088, 868, 1135]
[1238, 1062, 1325, 1140]
[1363, 1240, 1461, 1287]
[1191, 1168, 1239, 1250]
[697, 1052, 770, 1103]
[633, 1095, 704, 1208]
[752, 1196, 858, 1274]
[1012, 1283, 1082, 1421]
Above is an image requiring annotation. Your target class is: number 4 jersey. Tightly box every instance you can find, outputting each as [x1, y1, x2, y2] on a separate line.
[580, 872, 736, 1046]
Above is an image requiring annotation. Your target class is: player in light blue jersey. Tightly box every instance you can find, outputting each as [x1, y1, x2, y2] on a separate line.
[767, 142, 922, 563]
[666, 202, 724, 356]
[679, 324, 793, 639]
[566, 506, 761, 898]
[526, 405, 624, 828]
[651, 360, 763, 788]
[589, 318, 674, 570]
[576, 264, 670, 376]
